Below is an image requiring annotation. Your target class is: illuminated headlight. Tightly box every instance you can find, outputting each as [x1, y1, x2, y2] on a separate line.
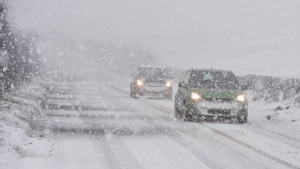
[236, 95, 245, 102]
[165, 81, 172, 87]
[136, 79, 144, 86]
[191, 92, 202, 100]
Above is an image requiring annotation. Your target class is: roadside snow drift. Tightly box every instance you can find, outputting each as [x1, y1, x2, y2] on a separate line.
[0, 79, 54, 169]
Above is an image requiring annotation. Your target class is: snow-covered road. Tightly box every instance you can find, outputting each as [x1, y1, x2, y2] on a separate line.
[16, 78, 300, 169]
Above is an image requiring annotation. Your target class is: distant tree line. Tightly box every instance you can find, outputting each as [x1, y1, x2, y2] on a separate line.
[237, 75, 300, 103]
[0, 2, 40, 93]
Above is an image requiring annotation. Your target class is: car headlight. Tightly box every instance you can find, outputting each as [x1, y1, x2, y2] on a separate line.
[165, 81, 172, 87]
[191, 92, 202, 100]
[136, 79, 144, 86]
[236, 95, 245, 102]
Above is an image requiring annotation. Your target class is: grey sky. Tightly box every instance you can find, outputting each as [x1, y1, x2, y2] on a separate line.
[9, 0, 300, 76]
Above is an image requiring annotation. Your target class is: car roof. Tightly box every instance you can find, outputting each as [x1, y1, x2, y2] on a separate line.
[188, 69, 231, 73]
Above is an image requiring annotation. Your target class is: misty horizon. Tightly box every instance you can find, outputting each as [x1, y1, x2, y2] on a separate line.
[8, 0, 300, 77]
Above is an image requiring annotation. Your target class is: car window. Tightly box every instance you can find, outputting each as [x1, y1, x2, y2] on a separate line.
[190, 71, 239, 89]
[138, 67, 166, 77]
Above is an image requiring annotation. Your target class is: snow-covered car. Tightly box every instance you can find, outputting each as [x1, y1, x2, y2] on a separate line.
[130, 66, 172, 99]
[174, 69, 248, 123]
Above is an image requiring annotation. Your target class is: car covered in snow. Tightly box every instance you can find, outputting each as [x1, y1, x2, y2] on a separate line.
[130, 66, 173, 99]
[174, 69, 248, 123]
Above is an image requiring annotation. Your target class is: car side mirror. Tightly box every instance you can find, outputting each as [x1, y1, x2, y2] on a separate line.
[178, 82, 187, 88]
[241, 85, 248, 90]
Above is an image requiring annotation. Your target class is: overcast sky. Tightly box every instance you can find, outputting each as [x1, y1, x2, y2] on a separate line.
[9, 0, 300, 77]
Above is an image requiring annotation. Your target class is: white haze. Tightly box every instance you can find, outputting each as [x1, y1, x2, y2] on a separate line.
[8, 0, 300, 77]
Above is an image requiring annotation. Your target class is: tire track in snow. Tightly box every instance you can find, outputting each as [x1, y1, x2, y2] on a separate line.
[48, 83, 137, 169]
[58, 79, 297, 168]
[112, 95, 222, 169]
[105, 82, 276, 168]
[206, 126, 300, 169]
[141, 99, 300, 169]
[239, 123, 300, 151]
[108, 138, 145, 169]
[126, 99, 277, 169]
[175, 130, 275, 169]
[98, 85, 212, 168]
[46, 85, 121, 168]
[89, 85, 148, 169]
[92, 136, 124, 169]
[246, 122, 300, 143]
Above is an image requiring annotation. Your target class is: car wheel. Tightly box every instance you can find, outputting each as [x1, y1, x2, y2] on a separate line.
[174, 103, 183, 119]
[183, 106, 193, 121]
[130, 87, 137, 99]
[185, 114, 193, 121]
[243, 115, 248, 123]
[237, 115, 247, 124]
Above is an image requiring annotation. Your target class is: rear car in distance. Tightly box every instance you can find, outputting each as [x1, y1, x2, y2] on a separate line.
[130, 66, 173, 100]
[174, 69, 248, 123]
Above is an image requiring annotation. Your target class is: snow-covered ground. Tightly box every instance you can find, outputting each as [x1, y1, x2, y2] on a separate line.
[1, 72, 300, 169]
[0, 79, 55, 169]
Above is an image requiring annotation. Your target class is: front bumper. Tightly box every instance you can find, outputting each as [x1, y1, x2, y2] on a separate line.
[189, 101, 248, 118]
[135, 85, 172, 96]
[139, 88, 172, 96]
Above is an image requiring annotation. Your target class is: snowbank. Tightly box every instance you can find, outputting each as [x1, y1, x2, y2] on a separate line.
[235, 75, 300, 126]
[247, 90, 300, 126]
[0, 78, 54, 169]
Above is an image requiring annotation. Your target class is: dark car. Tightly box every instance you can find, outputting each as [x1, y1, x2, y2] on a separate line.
[174, 69, 248, 123]
[130, 66, 173, 99]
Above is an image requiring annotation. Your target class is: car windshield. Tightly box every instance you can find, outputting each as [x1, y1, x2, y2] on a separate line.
[138, 67, 166, 77]
[190, 71, 239, 89]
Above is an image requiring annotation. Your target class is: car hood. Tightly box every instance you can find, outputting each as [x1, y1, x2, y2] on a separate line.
[189, 88, 243, 100]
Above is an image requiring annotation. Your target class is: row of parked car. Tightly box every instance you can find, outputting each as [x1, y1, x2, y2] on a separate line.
[130, 65, 248, 123]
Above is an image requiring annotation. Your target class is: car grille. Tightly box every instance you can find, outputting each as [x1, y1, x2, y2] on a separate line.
[208, 109, 230, 114]
[147, 83, 163, 87]
[205, 98, 233, 103]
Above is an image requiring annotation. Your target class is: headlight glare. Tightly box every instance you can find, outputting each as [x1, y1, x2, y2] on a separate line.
[136, 79, 144, 86]
[165, 81, 172, 87]
[236, 95, 245, 102]
[191, 92, 202, 100]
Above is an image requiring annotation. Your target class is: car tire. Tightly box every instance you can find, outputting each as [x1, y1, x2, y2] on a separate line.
[174, 103, 183, 119]
[237, 115, 247, 124]
[130, 87, 137, 99]
[183, 106, 193, 121]
[184, 113, 193, 121]
[244, 115, 248, 123]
